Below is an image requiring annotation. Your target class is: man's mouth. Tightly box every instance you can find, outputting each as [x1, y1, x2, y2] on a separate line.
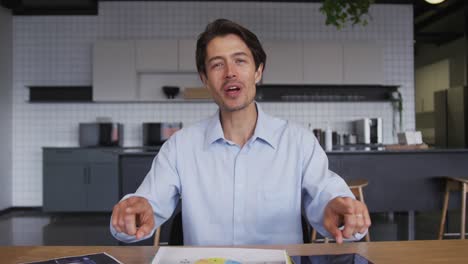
[226, 86, 240, 91]
[223, 83, 242, 97]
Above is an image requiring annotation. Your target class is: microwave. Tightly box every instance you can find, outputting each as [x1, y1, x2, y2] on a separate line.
[354, 118, 382, 144]
[143, 122, 182, 146]
[79, 123, 123, 147]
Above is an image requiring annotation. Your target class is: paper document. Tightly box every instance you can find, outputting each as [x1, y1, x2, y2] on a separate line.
[152, 247, 292, 264]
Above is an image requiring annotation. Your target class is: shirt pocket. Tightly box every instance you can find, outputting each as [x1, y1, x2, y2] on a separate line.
[256, 185, 295, 233]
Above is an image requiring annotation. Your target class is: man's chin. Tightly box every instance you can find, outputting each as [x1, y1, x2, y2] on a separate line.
[222, 105, 244, 112]
[220, 101, 253, 112]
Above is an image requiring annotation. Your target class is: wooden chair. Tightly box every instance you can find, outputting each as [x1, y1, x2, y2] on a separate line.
[311, 179, 371, 243]
[438, 177, 468, 240]
[153, 227, 161, 246]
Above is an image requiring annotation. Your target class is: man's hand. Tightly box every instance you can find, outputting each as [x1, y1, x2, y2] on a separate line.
[111, 196, 155, 239]
[323, 197, 371, 244]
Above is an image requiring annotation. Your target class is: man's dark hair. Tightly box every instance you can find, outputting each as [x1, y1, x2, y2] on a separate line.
[196, 18, 267, 77]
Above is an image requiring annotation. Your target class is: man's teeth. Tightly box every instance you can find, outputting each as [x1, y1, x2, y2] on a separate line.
[228, 86, 238, 90]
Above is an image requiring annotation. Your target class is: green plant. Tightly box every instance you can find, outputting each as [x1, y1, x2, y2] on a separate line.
[320, 0, 374, 29]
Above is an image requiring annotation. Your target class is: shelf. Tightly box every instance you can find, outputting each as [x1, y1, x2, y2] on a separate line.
[93, 99, 214, 103]
[28, 84, 400, 103]
[256, 84, 399, 102]
[28, 86, 92, 102]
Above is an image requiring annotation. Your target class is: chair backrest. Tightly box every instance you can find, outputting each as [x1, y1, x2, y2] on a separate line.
[346, 179, 369, 202]
[153, 227, 161, 246]
[153, 209, 184, 246]
[311, 179, 371, 243]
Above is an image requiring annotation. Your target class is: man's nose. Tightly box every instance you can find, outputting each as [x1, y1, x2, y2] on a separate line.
[224, 62, 237, 79]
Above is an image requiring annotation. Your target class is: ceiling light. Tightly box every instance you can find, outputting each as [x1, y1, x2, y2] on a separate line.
[425, 0, 445, 4]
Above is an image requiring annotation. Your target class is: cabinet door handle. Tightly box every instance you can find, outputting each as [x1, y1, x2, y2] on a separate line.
[83, 167, 88, 184]
[83, 167, 91, 184]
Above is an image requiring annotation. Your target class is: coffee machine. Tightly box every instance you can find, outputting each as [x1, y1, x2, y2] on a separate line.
[354, 118, 383, 144]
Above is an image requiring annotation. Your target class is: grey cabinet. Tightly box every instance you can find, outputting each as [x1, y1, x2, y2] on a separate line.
[135, 40, 179, 72]
[93, 39, 200, 102]
[262, 41, 383, 85]
[119, 154, 154, 197]
[135, 39, 197, 73]
[178, 39, 198, 72]
[43, 148, 119, 212]
[261, 41, 303, 84]
[327, 151, 468, 212]
[92, 41, 137, 101]
[303, 42, 343, 84]
[43, 163, 88, 211]
[343, 42, 384, 85]
[87, 163, 119, 211]
[119, 153, 183, 245]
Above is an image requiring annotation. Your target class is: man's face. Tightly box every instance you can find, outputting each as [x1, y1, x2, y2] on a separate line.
[201, 34, 263, 112]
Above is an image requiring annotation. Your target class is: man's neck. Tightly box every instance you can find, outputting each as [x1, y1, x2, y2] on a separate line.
[220, 102, 257, 147]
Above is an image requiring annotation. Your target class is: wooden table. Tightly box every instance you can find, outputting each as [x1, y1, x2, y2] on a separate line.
[2, 240, 468, 264]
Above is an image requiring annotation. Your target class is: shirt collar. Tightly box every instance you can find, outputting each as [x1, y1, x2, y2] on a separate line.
[205, 110, 225, 146]
[204, 102, 283, 149]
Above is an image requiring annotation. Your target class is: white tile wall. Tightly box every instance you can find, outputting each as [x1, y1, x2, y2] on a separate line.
[0, 6, 13, 211]
[12, 2, 415, 206]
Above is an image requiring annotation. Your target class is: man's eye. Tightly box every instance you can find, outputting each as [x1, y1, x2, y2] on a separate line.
[236, 59, 246, 64]
[212, 63, 223, 69]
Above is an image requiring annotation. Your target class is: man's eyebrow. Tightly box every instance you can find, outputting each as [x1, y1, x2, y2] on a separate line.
[207, 56, 224, 64]
[232, 52, 249, 57]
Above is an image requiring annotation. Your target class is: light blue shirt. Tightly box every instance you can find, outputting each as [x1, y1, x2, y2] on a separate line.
[111, 103, 356, 245]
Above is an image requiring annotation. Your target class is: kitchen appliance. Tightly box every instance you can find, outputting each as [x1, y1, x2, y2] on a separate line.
[79, 123, 123, 147]
[312, 129, 323, 147]
[343, 134, 357, 145]
[143, 122, 183, 146]
[434, 86, 468, 148]
[354, 118, 383, 144]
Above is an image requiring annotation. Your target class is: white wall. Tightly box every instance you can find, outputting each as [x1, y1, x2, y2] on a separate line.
[12, 2, 415, 206]
[0, 6, 13, 211]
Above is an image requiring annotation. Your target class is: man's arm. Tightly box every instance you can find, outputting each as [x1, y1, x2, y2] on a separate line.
[110, 135, 181, 243]
[300, 131, 370, 243]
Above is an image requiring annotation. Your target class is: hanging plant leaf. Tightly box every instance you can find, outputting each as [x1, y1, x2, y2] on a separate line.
[320, 0, 374, 29]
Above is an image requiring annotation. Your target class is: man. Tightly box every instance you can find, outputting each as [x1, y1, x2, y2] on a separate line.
[111, 18, 371, 246]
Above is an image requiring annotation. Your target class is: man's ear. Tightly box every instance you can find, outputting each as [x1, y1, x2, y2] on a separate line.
[199, 72, 208, 87]
[255, 63, 264, 84]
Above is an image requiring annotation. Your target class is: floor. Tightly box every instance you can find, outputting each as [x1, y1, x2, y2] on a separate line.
[0, 208, 461, 246]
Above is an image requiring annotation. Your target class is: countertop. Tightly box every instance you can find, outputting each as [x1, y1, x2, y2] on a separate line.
[326, 146, 468, 154]
[120, 145, 468, 155]
[43, 146, 468, 155]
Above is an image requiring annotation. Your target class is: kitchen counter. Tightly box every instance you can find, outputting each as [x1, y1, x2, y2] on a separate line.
[113, 146, 468, 212]
[43, 146, 161, 154]
[119, 147, 160, 155]
[327, 146, 468, 154]
[45, 146, 468, 155]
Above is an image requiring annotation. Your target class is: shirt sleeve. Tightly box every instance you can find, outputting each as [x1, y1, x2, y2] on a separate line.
[300, 131, 362, 240]
[110, 135, 181, 243]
